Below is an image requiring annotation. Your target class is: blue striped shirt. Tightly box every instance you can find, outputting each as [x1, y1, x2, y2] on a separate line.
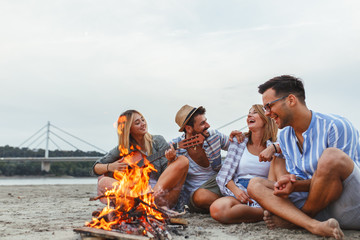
[279, 111, 360, 179]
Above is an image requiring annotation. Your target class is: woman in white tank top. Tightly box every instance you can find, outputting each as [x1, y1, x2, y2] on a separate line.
[210, 104, 286, 223]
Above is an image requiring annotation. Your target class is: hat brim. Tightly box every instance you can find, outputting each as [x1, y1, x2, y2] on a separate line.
[178, 107, 200, 132]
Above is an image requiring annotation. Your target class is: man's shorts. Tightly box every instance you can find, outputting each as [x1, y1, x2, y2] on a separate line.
[187, 174, 222, 213]
[289, 164, 360, 229]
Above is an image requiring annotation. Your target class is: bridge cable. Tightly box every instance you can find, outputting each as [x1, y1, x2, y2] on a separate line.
[49, 137, 62, 150]
[34, 138, 46, 149]
[25, 131, 47, 148]
[216, 114, 248, 130]
[49, 130, 80, 151]
[19, 124, 47, 147]
[51, 124, 107, 153]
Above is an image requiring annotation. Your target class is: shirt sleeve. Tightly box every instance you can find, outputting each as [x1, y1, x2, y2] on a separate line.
[92, 146, 120, 176]
[152, 135, 170, 175]
[214, 129, 230, 151]
[328, 118, 360, 159]
[216, 138, 247, 196]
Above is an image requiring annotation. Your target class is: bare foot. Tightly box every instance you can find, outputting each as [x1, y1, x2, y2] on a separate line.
[312, 218, 344, 240]
[263, 210, 297, 229]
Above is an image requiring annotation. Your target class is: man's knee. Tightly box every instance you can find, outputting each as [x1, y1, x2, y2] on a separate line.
[318, 148, 353, 178]
[193, 188, 219, 207]
[193, 188, 209, 204]
[174, 155, 189, 171]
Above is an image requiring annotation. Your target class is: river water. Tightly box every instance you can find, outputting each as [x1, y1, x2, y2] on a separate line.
[0, 177, 98, 185]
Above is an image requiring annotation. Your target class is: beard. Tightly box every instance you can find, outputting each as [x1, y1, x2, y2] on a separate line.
[277, 111, 292, 129]
[191, 127, 210, 138]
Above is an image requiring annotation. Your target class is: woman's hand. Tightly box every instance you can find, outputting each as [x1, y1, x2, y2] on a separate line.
[165, 144, 177, 164]
[107, 159, 129, 172]
[233, 187, 253, 204]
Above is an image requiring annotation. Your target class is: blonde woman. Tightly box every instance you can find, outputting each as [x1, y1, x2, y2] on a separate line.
[210, 104, 286, 223]
[93, 110, 188, 209]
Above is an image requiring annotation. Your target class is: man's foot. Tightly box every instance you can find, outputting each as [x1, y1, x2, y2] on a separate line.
[312, 218, 344, 240]
[263, 210, 297, 229]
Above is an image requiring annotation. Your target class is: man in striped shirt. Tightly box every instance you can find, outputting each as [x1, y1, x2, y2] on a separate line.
[168, 104, 232, 213]
[248, 75, 360, 240]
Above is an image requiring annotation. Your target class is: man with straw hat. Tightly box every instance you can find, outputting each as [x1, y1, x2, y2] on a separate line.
[168, 104, 239, 213]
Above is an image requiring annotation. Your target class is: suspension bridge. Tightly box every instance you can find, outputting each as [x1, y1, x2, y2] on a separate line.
[0, 121, 107, 172]
[0, 116, 248, 172]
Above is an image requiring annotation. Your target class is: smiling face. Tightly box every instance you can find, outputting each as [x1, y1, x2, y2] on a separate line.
[247, 107, 265, 131]
[262, 88, 292, 129]
[130, 113, 148, 137]
[187, 114, 210, 137]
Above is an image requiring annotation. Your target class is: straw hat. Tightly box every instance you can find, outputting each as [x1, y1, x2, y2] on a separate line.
[175, 104, 200, 132]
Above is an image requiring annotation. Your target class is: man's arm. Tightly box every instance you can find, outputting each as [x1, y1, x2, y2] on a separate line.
[293, 179, 311, 192]
[273, 174, 311, 197]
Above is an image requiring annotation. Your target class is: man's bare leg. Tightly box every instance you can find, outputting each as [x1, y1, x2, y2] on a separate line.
[248, 177, 344, 239]
[192, 188, 221, 212]
[153, 156, 189, 208]
[301, 148, 354, 217]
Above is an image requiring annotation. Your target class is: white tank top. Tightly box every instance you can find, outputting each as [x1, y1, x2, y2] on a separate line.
[238, 146, 271, 179]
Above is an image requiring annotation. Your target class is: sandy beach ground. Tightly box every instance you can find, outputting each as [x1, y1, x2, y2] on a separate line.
[1, 184, 359, 240]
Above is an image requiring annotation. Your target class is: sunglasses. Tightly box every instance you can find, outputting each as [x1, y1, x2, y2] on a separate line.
[263, 95, 288, 112]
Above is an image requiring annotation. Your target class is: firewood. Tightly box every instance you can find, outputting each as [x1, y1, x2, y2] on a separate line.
[169, 218, 188, 225]
[74, 227, 150, 240]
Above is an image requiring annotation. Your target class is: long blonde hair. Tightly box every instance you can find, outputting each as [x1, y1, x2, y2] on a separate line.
[117, 110, 153, 156]
[245, 104, 278, 146]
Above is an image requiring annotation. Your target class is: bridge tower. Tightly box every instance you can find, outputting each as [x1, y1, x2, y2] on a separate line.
[41, 121, 51, 172]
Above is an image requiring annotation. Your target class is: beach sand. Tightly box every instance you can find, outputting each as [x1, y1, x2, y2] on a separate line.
[1, 184, 359, 240]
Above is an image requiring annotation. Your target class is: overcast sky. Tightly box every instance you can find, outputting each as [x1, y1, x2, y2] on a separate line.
[1, 0, 359, 153]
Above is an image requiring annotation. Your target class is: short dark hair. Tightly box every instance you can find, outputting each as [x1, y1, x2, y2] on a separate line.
[258, 75, 306, 104]
[186, 106, 206, 128]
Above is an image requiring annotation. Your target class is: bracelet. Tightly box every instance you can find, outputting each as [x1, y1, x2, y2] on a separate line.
[272, 143, 278, 153]
[107, 163, 110, 172]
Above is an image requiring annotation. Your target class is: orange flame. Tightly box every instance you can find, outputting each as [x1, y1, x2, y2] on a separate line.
[86, 145, 164, 233]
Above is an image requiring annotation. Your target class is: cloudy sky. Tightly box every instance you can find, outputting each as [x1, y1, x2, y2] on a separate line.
[1, 0, 359, 153]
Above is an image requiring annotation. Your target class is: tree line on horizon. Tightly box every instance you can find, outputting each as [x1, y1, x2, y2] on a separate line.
[0, 145, 104, 177]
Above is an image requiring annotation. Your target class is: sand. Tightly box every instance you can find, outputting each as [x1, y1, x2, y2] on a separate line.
[0, 184, 359, 240]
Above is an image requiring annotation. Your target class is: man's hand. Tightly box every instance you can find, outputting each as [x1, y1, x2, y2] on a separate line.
[259, 145, 276, 162]
[229, 130, 245, 143]
[165, 144, 177, 164]
[273, 174, 297, 198]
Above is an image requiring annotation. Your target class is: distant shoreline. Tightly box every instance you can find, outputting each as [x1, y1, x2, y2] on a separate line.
[0, 176, 97, 186]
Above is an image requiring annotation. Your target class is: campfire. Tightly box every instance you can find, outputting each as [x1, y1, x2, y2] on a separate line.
[75, 145, 186, 240]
